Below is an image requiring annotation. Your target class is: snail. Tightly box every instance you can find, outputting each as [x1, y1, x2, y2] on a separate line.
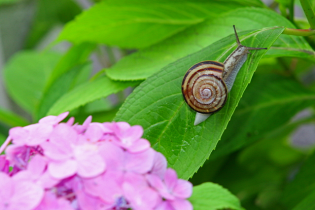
[182, 25, 267, 125]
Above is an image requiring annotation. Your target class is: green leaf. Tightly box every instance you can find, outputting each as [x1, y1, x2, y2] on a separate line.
[47, 76, 139, 116]
[189, 182, 244, 210]
[58, 0, 263, 49]
[35, 43, 95, 119]
[114, 27, 284, 179]
[44, 43, 95, 92]
[0, 0, 19, 5]
[36, 63, 91, 120]
[106, 7, 313, 81]
[300, 0, 315, 29]
[292, 191, 315, 210]
[210, 73, 315, 159]
[281, 152, 315, 208]
[3, 51, 62, 114]
[0, 107, 29, 127]
[25, 0, 81, 48]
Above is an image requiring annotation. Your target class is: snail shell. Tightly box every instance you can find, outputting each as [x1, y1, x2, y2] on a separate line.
[182, 61, 228, 114]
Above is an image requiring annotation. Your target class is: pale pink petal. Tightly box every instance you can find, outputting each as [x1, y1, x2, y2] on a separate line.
[37, 171, 60, 188]
[83, 170, 124, 204]
[155, 201, 174, 210]
[66, 117, 75, 126]
[85, 123, 104, 142]
[98, 170, 123, 203]
[123, 173, 160, 210]
[170, 199, 193, 210]
[164, 169, 178, 192]
[75, 116, 92, 134]
[26, 123, 53, 145]
[39, 112, 68, 125]
[150, 152, 167, 179]
[74, 144, 105, 177]
[99, 142, 124, 171]
[115, 122, 130, 131]
[49, 124, 78, 145]
[10, 181, 44, 210]
[124, 148, 155, 174]
[28, 155, 47, 177]
[48, 160, 77, 179]
[10, 127, 28, 145]
[41, 141, 72, 161]
[0, 172, 13, 201]
[173, 180, 193, 199]
[0, 155, 9, 173]
[77, 190, 112, 210]
[127, 138, 150, 153]
[34, 192, 73, 210]
[102, 122, 115, 133]
[147, 174, 174, 200]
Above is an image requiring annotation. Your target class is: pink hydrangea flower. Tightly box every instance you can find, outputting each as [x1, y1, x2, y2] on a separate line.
[0, 172, 44, 210]
[0, 113, 193, 210]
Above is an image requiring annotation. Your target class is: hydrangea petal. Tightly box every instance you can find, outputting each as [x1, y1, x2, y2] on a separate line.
[170, 199, 193, 210]
[99, 142, 124, 171]
[164, 169, 178, 192]
[147, 174, 174, 200]
[10, 181, 44, 210]
[173, 180, 193, 199]
[0, 172, 13, 202]
[34, 192, 73, 210]
[124, 148, 155, 174]
[75, 144, 105, 178]
[48, 159, 77, 179]
[150, 152, 167, 179]
[9, 127, 28, 145]
[127, 138, 150, 153]
[123, 173, 160, 210]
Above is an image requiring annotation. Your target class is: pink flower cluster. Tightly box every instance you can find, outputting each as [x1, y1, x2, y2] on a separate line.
[0, 112, 192, 210]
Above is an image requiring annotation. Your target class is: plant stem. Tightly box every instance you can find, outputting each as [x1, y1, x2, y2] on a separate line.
[283, 27, 315, 36]
[300, 0, 315, 29]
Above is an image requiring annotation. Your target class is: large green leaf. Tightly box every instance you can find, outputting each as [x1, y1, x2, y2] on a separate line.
[189, 183, 244, 210]
[25, 0, 81, 48]
[3, 51, 62, 114]
[58, 0, 263, 49]
[281, 152, 315, 209]
[36, 63, 91, 120]
[106, 7, 313, 81]
[0, 107, 29, 127]
[210, 73, 315, 159]
[114, 27, 284, 179]
[47, 76, 138, 116]
[35, 43, 95, 120]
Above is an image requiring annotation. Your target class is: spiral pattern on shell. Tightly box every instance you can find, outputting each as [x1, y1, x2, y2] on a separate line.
[182, 61, 228, 113]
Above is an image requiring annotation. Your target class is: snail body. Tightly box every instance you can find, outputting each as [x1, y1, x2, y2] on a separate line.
[182, 26, 267, 125]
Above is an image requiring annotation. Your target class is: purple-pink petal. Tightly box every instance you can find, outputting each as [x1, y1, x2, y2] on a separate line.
[172, 179, 193, 199]
[123, 172, 160, 210]
[169, 199, 193, 210]
[48, 159, 77, 179]
[9, 180, 44, 210]
[74, 144, 105, 178]
[99, 142, 124, 171]
[124, 148, 155, 174]
[0, 172, 13, 202]
[147, 174, 174, 200]
[150, 152, 167, 179]
[127, 138, 151, 153]
[164, 169, 178, 192]
[34, 192, 73, 210]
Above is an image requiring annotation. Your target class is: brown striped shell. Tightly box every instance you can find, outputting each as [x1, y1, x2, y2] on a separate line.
[182, 61, 228, 114]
